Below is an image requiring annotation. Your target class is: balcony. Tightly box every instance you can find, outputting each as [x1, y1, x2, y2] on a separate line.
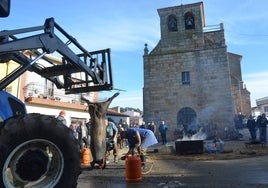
[25, 96, 87, 111]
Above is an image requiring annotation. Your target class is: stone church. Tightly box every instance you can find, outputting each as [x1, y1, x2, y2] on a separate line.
[143, 2, 251, 140]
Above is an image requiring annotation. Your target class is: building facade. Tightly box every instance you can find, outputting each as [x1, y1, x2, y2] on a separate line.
[0, 52, 124, 127]
[143, 2, 250, 140]
[254, 97, 268, 117]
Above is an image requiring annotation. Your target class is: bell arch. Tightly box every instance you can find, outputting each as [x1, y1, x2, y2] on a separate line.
[184, 12, 195, 29]
[167, 14, 178, 32]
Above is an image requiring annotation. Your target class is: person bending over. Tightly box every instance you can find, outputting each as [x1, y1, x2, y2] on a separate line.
[121, 127, 158, 168]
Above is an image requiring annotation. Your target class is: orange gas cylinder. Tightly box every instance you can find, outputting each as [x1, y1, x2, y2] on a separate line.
[125, 155, 142, 182]
[81, 148, 90, 165]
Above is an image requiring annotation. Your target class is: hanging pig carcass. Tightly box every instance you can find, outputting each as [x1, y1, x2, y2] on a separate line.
[82, 92, 119, 168]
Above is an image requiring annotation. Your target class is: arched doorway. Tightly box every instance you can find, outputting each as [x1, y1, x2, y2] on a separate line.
[177, 107, 197, 133]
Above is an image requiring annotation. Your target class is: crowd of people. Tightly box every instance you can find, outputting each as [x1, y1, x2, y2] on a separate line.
[58, 109, 267, 150]
[62, 118, 169, 166]
[246, 113, 268, 144]
[69, 120, 91, 149]
[105, 119, 169, 164]
[56, 110, 170, 166]
[56, 110, 90, 149]
[233, 112, 268, 144]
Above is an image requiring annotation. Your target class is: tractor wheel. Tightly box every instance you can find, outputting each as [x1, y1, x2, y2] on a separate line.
[0, 113, 81, 188]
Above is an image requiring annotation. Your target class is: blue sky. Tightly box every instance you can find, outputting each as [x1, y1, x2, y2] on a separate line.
[3, 0, 268, 110]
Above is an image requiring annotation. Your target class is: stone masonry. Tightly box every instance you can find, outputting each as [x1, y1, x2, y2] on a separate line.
[143, 2, 251, 140]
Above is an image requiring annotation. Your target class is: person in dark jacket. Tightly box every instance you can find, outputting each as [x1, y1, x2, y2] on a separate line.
[105, 119, 118, 163]
[57, 110, 67, 126]
[158, 120, 168, 145]
[256, 113, 268, 144]
[77, 121, 89, 149]
[247, 115, 256, 141]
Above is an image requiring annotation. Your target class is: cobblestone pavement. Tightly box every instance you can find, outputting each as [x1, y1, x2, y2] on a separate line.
[77, 129, 268, 188]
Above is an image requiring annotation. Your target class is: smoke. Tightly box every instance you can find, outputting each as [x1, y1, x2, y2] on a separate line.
[177, 106, 225, 141]
[180, 127, 207, 141]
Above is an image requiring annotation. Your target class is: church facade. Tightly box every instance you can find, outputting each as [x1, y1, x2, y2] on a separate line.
[143, 2, 250, 140]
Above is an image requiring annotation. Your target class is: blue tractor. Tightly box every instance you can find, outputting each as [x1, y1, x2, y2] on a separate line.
[0, 1, 114, 187]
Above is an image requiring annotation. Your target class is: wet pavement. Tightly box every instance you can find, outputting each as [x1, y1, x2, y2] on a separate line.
[77, 155, 268, 188]
[77, 130, 268, 188]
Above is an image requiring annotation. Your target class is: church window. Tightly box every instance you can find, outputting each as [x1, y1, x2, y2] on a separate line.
[184, 12, 195, 30]
[167, 15, 178, 32]
[182, 71, 190, 84]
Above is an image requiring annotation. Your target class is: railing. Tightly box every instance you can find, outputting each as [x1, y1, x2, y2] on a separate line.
[23, 82, 82, 103]
[203, 23, 224, 32]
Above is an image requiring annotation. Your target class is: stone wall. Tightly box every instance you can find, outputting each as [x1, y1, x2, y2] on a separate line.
[143, 2, 247, 141]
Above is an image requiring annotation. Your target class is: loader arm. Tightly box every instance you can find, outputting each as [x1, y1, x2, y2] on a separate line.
[0, 17, 113, 94]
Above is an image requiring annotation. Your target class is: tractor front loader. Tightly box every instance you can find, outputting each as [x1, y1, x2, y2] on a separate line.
[0, 2, 115, 187]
